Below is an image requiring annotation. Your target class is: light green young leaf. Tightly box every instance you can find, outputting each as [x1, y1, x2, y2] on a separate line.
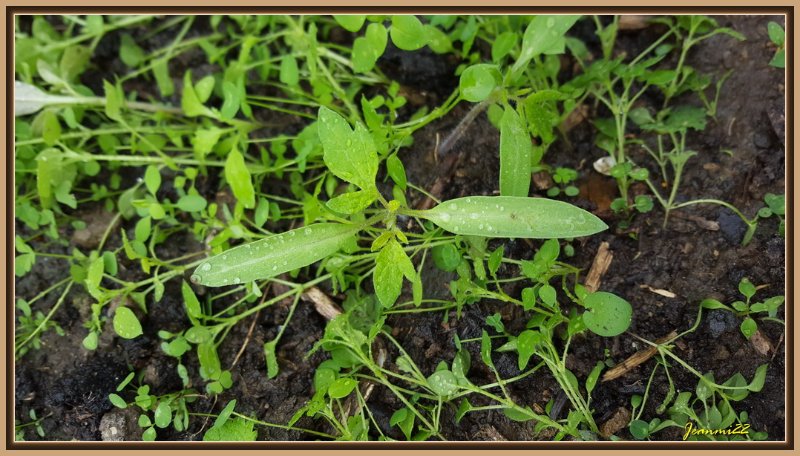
[326, 189, 378, 214]
[374, 239, 416, 308]
[317, 107, 378, 191]
[386, 155, 407, 190]
[154, 402, 172, 428]
[427, 370, 459, 396]
[459, 64, 501, 102]
[512, 15, 581, 76]
[279, 55, 299, 86]
[191, 223, 360, 287]
[182, 72, 214, 117]
[224, 145, 255, 209]
[152, 59, 174, 97]
[113, 307, 143, 339]
[419, 196, 607, 238]
[103, 80, 123, 121]
[389, 15, 427, 51]
[203, 418, 257, 441]
[219, 81, 241, 120]
[352, 23, 388, 73]
[499, 106, 532, 197]
[334, 15, 366, 32]
[119, 34, 145, 67]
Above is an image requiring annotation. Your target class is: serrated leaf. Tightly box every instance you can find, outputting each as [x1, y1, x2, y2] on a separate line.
[317, 107, 378, 191]
[374, 239, 415, 308]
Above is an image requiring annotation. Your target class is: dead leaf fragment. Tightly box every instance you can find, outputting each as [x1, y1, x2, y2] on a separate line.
[600, 407, 632, 438]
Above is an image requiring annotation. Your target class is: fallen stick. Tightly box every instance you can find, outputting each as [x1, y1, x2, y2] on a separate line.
[602, 330, 678, 382]
[585, 242, 613, 293]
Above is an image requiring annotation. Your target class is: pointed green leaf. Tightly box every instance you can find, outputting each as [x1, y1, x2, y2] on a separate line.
[499, 106, 532, 197]
[419, 196, 608, 238]
[224, 145, 255, 209]
[317, 107, 378, 191]
[191, 223, 360, 287]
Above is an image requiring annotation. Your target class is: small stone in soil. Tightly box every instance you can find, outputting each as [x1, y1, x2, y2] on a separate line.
[707, 309, 740, 338]
[100, 408, 141, 441]
[753, 132, 773, 149]
[717, 210, 746, 244]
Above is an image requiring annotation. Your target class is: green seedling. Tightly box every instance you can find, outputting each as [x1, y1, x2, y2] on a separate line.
[192, 107, 607, 301]
[622, 303, 771, 441]
[15, 409, 48, 441]
[701, 277, 784, 340]
[757, 193, 785, 237]
[767, 21, 785, 69]
[547, 167, 579, 198]
[108, 373, 199, 441]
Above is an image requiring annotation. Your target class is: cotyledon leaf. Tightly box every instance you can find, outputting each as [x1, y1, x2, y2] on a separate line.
[418, 196, 607, 238]
[191, 223, 360, 287]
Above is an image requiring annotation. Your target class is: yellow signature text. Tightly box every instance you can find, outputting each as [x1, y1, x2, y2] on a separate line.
[682, 422, 750, 440]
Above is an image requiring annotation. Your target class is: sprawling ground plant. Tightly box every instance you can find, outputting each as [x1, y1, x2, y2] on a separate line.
[14, 14, 783, 442]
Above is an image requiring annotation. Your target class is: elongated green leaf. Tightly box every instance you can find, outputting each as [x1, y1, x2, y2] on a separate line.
[499, 106, 532, 197]
[419, 196, 607, 238]
[15, 81, 73, 117]
[317, 107, 378, 191]
[191, 223, 360, 287]
[224, 145, 255, 209]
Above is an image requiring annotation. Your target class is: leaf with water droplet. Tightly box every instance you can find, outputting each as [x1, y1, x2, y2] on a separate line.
[317, 107, 379, 194]
[419, 196, 607, 239]
[191, 223, 360, 287]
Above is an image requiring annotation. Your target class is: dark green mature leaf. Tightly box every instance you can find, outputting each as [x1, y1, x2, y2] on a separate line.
[499, 106, 532, 197]
[582, 291, 632, 337]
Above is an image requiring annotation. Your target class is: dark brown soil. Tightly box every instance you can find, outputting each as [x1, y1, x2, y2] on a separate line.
[15, 15, 786, 441]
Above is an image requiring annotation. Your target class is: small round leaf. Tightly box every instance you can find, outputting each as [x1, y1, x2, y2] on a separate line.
[113, 307, 143, 339]
[582, 291, 632, 337]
